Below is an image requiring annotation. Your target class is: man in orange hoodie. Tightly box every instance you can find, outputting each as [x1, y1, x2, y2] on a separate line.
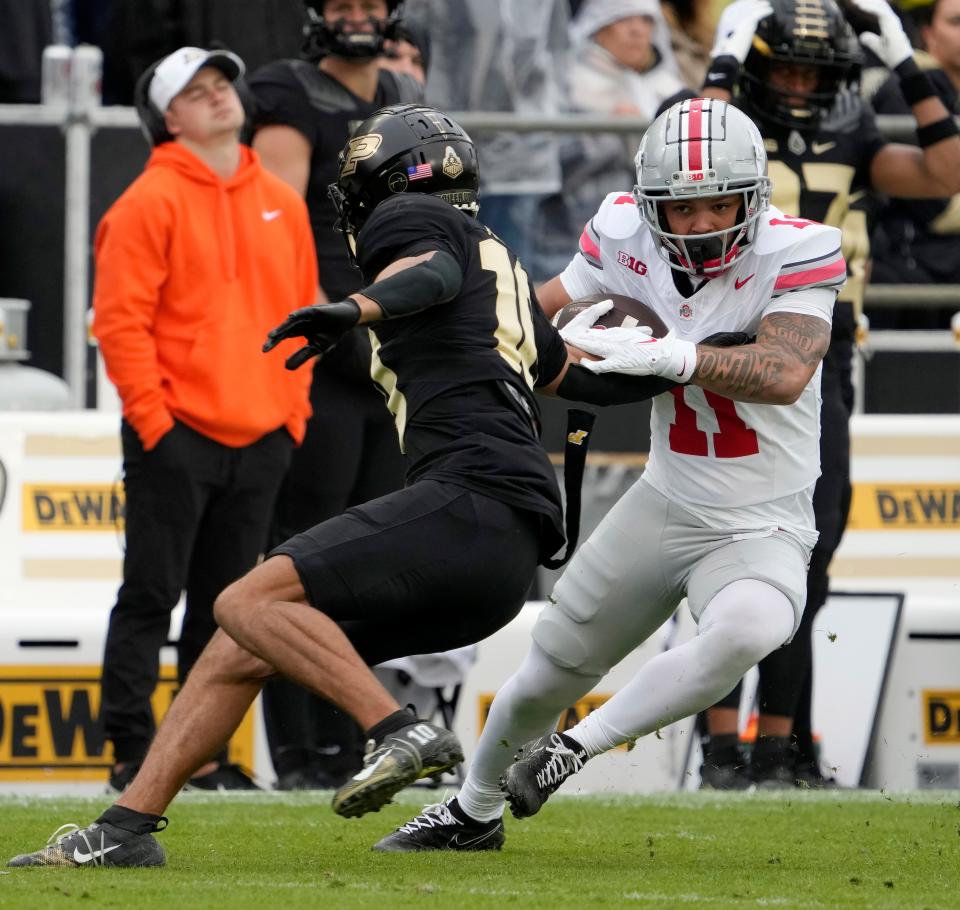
[91, 47, 316, 792]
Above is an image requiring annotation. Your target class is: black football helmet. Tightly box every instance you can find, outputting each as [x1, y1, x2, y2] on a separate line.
[302, 1, 403, 61]
[740, 0, 860, 132]
[329, 103, 480, 260]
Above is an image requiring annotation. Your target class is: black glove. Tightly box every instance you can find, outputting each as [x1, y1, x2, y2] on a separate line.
[700, 331, 755, 347]
[263, 299, 362, 370]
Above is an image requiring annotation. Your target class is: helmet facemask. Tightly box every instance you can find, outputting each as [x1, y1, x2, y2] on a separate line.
[302, 2, 404, 61]
[739, 0, 859, 132]
[635, 100, 772, 277]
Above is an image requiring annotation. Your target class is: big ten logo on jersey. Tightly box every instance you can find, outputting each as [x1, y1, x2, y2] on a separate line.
[477, 693, 630, 750]
[846, 484, 960, 529]
[924, 691, 960, 744]
[21, 483, 123, 531]
[617, 250, 648, 276]
[0, 666, 255, 780]
[341, 132, 382, 176]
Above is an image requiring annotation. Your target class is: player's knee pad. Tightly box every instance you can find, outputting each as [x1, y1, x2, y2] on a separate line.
[531, 598, 613, 678]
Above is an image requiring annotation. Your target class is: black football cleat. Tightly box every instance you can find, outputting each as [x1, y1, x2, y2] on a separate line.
[500, 731, 588, 819]
[7, 820, 166, 868]
[332, 721, 464, 818]
[185, 763, 261, 791]
[372, 797, 504, 852]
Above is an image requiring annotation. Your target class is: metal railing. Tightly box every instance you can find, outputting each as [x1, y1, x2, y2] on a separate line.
[0, 96, 957, 408]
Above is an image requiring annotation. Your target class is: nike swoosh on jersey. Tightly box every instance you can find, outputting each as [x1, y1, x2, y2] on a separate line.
[262, 209, 283, 221]
[734, 274, 755, 289]
[73, 843, 123, 863]
[811, 142, 836, 155]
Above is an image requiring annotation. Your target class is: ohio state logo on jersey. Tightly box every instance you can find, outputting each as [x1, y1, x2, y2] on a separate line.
[617, 251, 647, 275]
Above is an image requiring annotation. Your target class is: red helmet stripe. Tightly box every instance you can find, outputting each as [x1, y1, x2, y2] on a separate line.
[687, 98, 705, 171]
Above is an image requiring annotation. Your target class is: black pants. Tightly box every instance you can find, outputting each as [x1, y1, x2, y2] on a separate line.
[102, 420, 293, 764]
[262, 365, 407, 779]
[272, 480, 542, 662]
[712, 304, 854, 739]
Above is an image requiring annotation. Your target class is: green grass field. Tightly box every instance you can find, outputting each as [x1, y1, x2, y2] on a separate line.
[1, 790, 958, 909]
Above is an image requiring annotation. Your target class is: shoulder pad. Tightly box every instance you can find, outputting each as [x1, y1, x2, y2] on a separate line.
[285, 60, 359, 114]
[377, 69, 424, 104]
[755, 211, 845, 297]
[591, 191, 643, 242]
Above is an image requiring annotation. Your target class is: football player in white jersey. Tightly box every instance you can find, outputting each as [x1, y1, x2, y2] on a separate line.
[373, 97, 845, 851]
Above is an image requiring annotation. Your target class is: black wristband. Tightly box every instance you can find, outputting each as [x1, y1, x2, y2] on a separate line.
[896, 57, 937, 105]
[702, 55, 739, 94]
[916, 116, 960, 147]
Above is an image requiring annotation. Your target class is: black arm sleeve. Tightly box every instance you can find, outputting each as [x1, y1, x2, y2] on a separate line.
[357, 250, 463, 318]
[557, 364, 679, 406]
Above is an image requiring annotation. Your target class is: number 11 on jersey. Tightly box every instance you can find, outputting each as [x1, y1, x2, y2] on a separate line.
[668, 387, 760, 458]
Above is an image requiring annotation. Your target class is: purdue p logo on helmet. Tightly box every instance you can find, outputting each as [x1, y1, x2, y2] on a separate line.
[328, 103, 480, 259]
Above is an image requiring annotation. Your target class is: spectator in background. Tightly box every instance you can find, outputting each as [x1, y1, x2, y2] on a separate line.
[248, 0, 421, 791]
[660, 0, 717, 90]
[380, 14, 430, 84]
[870, 0, 960, 327]
[405, 0, 571, 281]
[92, 47, 316, 792]
[562, 0, 685, 231]
[0, 0, 51, 102]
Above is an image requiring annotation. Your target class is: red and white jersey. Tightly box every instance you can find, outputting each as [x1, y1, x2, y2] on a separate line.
[560, 194, 845, 540]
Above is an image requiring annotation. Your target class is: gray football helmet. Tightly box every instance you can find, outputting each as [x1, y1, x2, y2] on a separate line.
[633, 99, 771, 277]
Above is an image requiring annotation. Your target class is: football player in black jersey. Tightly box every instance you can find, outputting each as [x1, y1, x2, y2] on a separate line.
[684, 0, 960, 788]
[6, 104, 680, 868]
[248, 0, 422, 791]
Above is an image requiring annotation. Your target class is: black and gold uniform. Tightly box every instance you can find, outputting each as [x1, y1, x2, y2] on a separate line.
[249, 51, 421, 788]
[271, 192, 569, 664]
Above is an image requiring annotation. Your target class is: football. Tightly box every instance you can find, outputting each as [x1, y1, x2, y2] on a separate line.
[553, 293, 669, 339]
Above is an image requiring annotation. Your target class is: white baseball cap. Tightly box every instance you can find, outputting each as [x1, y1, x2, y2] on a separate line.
[148, 47, 245, 113]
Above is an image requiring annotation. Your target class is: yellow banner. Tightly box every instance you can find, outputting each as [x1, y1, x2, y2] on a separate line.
[847, 483, 960, 530]
[924, 690, 960, 745]
[0, 665, 254, 781]
[22, 483, 124, 532]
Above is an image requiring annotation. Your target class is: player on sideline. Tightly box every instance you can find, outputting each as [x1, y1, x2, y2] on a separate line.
[375, 97, 845, 851]
[7, 104, 685, 869]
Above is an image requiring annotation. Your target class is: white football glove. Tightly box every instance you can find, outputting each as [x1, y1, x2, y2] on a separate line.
[567, 327, 697, 382]
[848, 0, 913, 69]
[710, 0, 773, 63]
[555, 298, 613, 338]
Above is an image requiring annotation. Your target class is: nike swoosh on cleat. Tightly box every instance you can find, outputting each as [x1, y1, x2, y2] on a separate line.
[351, 753, 394, 782]
[450, 830, 498, 848]
[734, 274, 755, 290]
[73, 844, 123, 863]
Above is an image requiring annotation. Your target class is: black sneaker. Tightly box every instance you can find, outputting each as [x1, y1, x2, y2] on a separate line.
[108, 762, 141, 794]
[699, 757, 753, 791]
[794, 760, 840, 790]
[186, 763, 261, 791]
[332, 722, 464, 818]
[7, 820, 166, 868]
[500, 731, 587, 819]
[372, 797, 504, 852]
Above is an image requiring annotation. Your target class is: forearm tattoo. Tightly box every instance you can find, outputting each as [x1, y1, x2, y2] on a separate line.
[693, 312, 831, 401]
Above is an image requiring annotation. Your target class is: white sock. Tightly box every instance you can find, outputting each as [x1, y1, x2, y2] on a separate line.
[568, 580, 795, 758]
[457, 643, 599, 822]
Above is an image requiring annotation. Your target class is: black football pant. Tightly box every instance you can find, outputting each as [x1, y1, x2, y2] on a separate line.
[708, 303, 854, 750]
[102, 420, 292, 765]
[262, 367, 406, 781]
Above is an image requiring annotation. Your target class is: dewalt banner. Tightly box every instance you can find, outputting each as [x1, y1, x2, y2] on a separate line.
[847, 483, 960, 530]
[0, 665, 254, 781]
[22, 484, 124, 532]
[924, 691, 960, 745]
